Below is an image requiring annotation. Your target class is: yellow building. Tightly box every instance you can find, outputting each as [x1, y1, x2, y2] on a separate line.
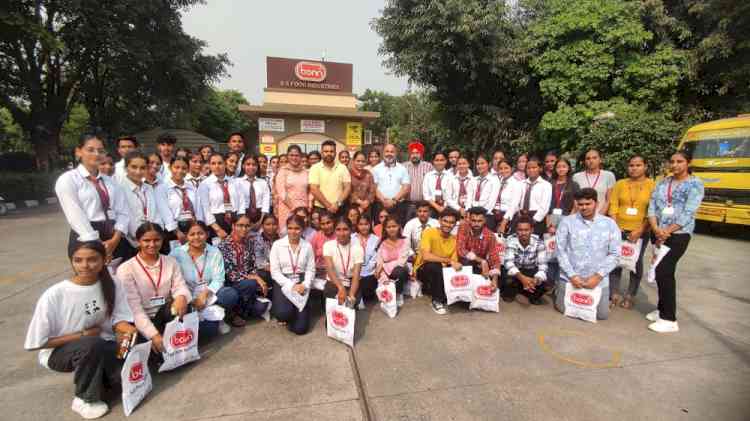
[240, 57, 380, 156]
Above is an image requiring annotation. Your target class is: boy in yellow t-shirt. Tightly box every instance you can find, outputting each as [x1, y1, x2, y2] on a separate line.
[607, 156, 655, 309]
[415, 208, 461, 315]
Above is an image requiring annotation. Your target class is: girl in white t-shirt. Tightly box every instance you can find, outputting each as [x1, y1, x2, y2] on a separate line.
[323, 217, 364, 308]
[25, 241, 136, 419]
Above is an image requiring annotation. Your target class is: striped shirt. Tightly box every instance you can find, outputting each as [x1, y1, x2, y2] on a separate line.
[404, 160, 434, 201]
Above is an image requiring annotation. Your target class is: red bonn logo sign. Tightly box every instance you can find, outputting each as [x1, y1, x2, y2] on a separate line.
[129, 362, 144, 383]
[571, 293, 593, 306]
[332, 310, 349, 327]
[451, 275, 470, 288]
[621, 245, 635, 257]
[171, 329, 195, 348]
[295, 61, 327, 82]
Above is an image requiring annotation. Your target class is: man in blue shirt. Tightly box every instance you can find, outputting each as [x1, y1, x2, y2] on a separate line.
[554, 187, 621, 320]
[372, 143, 411, 224]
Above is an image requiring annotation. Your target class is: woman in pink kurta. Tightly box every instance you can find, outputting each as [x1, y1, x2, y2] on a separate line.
[275, 145, 309, 232]
[375, 215, 412, 300]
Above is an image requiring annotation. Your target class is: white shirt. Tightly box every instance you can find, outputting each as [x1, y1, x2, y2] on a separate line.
[270, 237, 316, 289]
[196, 174, 244, 226]
[157, 178, 204, 223]
[55, 165, 130, 242]
[403, 217, 439, 253]
[234, 152, 245, 177]
[185, 173, 204, 189]
[422, 170, 459, 210]
[450, 172, 474, 210]
[235, 175, 271, 214]
[114, 159, 126, 182]
[494, 175, 524, 219]
[507, 177, 552, 222]
[467, 173, 501, 214]
[159, 160, 172, 182]
[118, 176, 177, 246]
[323, 239, 364, 284]
[24, 279, 133, 368]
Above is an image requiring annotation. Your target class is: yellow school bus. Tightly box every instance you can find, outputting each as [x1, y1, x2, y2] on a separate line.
[677, 114, 750, 226]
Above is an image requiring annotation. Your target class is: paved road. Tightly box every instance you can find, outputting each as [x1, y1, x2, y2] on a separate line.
[1, 210, 749, 420]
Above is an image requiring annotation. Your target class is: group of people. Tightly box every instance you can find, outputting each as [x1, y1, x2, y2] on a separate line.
[25, 131, 704, 419]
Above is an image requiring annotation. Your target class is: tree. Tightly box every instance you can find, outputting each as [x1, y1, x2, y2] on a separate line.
[191, 89, 253, 142]
[373, 0, 543, 155]
[0, 1, 227, 170]
[0, 108, 26, 153]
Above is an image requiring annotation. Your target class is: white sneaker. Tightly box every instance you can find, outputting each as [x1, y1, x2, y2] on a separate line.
[397, 293, 404, 307]
[645, 310, 660, 322]
[71, 397, 109, 419]
[432, 301, 447, 315]
[357, 300, 366, 310]
[218, 321, 231, 335]
[648, 319, 679, 333]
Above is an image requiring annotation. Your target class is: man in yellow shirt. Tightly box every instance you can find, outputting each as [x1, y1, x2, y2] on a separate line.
[309, 140, 351, 218]
[415, 208, 461, 315]
[607, 155, 655, 309]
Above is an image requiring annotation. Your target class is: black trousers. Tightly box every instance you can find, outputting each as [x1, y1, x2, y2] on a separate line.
[67, 221, 134, 261]
[501, 267, 545, 301]
[210, 212, 235, 239]
[417, 262, 446, 304]
[655, 233, 691, 321]
[323, 280, 362, 304]
[359, 267, 407, 299]
[271, 280, 311, 335]
[47, 336, 122, 402]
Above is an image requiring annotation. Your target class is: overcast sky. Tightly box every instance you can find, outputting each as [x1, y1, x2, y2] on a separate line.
[181, 1, 409, 104]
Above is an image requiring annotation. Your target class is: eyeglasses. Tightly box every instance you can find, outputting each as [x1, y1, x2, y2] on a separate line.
[235, 224, 251, 229]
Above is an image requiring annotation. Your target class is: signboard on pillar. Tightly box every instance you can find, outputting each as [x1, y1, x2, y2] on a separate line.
[259, 118, 285, 132]
[301, 119, 325, 133]
[259, 143, 277, 156]
[346, 122, 363, 147]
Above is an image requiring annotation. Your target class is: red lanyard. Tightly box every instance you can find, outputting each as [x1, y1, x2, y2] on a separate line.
[358, 234, 368, 251]
[585, 171, 601, 189]
[554, 182, 565, 208]
[667, 179, 674, 206]
[191, 252, 205, 283]
[233, 240, 245, 268]
[628, 180, 643, 208]
[135, 255, 163, 295]
[337, 243, 351, 277]
[287, 243, 301, 274]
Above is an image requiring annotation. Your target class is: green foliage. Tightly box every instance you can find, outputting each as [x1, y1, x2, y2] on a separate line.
[0, 108, 27, 153]
[60, 104, 90, 157]
[191, 89, 253, 142]
[0, 171, 61, 200]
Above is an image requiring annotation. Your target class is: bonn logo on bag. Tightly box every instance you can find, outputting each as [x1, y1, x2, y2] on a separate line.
[128, 362, 144, 383]
[547, 240, 556, 251]
[171, 329, 195, 348]
[379, 289, 393, 302]
[295, 61, 327, 82]
[451, 275, 470, 288]
[332, 310, 349, 328]
[476, 285, 494, 297]
[571, 292, 593, 306]
[621, 245, 634, 257]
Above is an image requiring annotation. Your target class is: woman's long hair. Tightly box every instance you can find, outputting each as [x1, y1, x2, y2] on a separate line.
[69, 241, 115, 317]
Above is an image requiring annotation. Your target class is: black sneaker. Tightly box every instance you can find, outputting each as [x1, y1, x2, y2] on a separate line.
[431, 300, 447, 315]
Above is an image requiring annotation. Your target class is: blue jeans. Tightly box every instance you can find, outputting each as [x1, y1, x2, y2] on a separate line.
[271, 280, 311, 335]
[216, 279, 269, 319]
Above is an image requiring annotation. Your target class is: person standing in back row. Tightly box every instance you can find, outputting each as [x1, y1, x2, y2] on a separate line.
[646, 150, 703, 333]
[372, 143, 411, 224]
[227, 132, 246, 177]
[573, 149, 616, 214]
[403, 141, 433, 221]
[156, 132, 176, 182]
[309, 140, 351, 218]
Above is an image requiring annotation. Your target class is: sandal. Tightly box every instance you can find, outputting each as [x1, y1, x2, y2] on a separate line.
[610, 293, 623, 309]
[621, 295, 634, 309]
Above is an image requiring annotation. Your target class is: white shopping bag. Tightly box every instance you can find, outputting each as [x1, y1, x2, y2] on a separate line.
[443, 266, 474, 305]
[618, 239, 642, 274]
[647, 244, 671, 285]
[563, 283, 602, 323]
[159, 311, 200, 372]
[326, 298, 355, 347]
[312, 277, 327, 291]
[469, 281, 499, 313]
[282, 282, 310, 312]
[543, 234, 557, 262]
[121, 341, 152, 416]
[405, 279, 422, 299]
[197, 294, 225, 322]
[376, 282, 398, 318]
[257, 297, 272, 321]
